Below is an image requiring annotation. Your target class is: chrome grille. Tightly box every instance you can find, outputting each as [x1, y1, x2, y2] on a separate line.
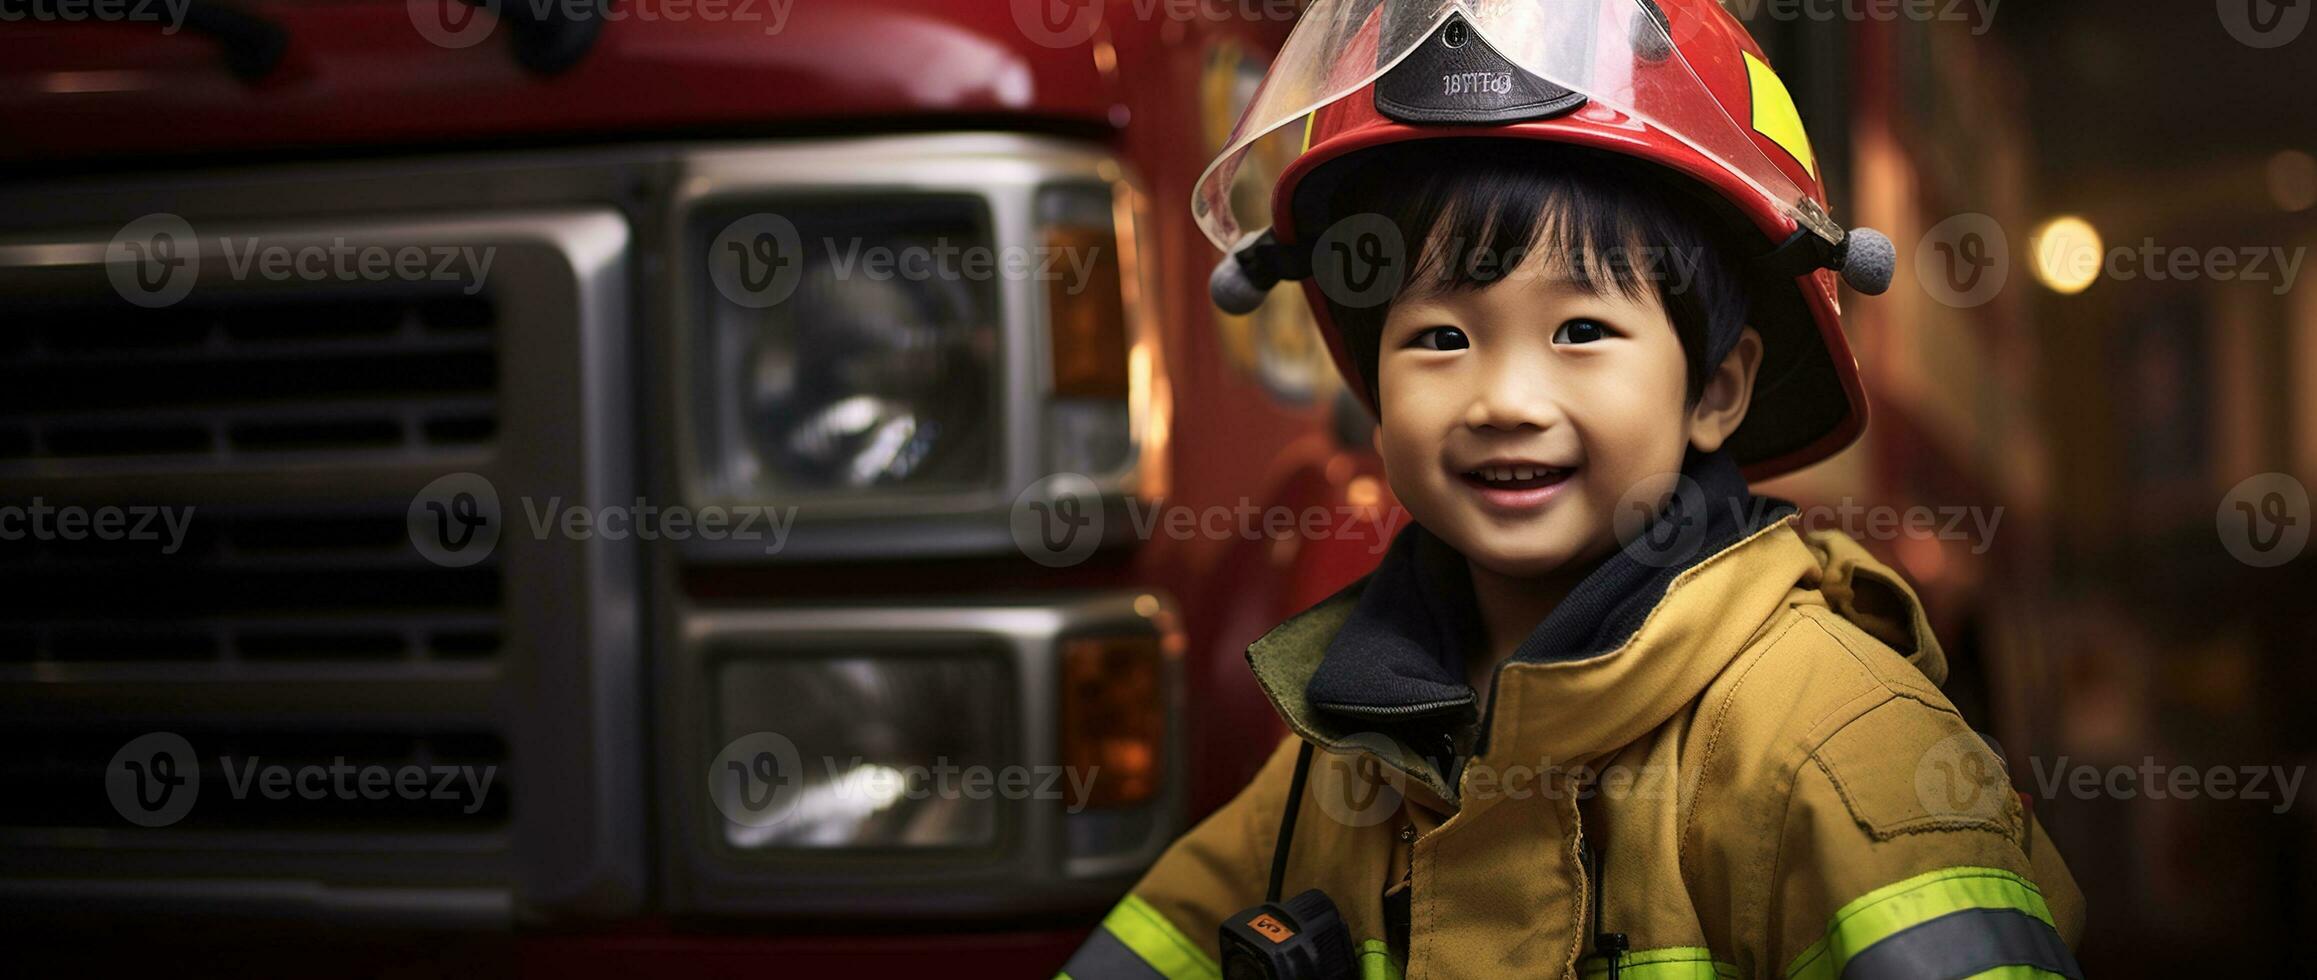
[0, 289, 497, 466]
[0, 203, 641, 924]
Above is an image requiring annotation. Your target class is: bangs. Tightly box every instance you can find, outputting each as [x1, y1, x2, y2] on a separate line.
[1311, 140, 1753, 404]
[1396, 163, 1675, 304]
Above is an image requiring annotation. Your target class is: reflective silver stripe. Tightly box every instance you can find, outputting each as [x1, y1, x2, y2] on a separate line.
[1061, 924, 1170, 980]
[1841, 907, 2083, 980]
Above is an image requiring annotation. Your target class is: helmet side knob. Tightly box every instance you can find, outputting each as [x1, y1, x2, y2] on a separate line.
[1209, 229, 1311, 314]
[1210, 251, 1272, 315]
[1838, 227, 1896, 295]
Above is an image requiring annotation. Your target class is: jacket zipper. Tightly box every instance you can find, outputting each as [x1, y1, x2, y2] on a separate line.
[1307, 695, 1477, 803]
[1579, 830, 1628, 980]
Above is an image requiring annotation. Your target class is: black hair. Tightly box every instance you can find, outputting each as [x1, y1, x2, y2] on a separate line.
[1310, 140, 1755, 409]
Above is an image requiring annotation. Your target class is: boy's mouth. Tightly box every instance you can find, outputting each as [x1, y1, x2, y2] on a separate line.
[1457, 463, 1575, 491]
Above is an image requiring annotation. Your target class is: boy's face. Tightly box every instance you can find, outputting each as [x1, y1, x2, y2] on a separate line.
[1371, 253, 1747, 581]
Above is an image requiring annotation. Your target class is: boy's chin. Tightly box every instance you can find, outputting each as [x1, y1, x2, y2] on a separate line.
[1449, 534, 1605, 582]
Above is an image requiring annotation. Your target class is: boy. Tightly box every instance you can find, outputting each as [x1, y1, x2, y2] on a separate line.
[1063, 2, 2084, 978]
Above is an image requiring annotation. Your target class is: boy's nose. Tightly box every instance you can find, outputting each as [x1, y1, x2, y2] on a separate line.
[1462, 361, 1567, 433]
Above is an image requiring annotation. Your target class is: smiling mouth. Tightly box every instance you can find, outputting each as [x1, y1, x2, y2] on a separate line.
[1458, 464, 1576, 491]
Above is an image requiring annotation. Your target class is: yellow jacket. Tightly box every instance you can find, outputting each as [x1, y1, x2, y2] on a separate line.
[1061, 515, 2085, 979]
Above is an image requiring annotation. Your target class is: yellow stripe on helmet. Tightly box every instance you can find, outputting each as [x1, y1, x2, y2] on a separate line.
[1744, 51, 1818, 180]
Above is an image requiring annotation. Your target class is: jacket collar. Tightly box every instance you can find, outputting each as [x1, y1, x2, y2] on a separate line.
[1246, 453, 1831, 806]
[1302, 450, 1771, 726]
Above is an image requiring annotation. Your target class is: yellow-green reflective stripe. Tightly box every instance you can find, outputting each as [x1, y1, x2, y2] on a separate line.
[1579, 946, 1740, 980]
[1785, 867, 2056, 980]
[1357, 939, 1402, 980]
[1960, 967, 2074, 980]
[1105, 894, 1221, 980]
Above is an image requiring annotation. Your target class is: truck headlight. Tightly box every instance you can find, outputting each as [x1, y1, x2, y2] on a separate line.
[711, 649, 1012, 851]
[676, 137, 1167, 558]
[697, 196, 1002, 498]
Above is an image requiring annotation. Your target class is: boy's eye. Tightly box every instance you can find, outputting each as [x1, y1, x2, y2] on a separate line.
[1409, 325, 1470, 351]
[1552, 318, 1611, 345]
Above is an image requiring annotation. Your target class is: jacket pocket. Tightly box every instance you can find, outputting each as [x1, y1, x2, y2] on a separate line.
[1809, 697, 2023, 842]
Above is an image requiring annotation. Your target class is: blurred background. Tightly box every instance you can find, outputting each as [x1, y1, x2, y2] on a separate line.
[0, 0, 2310, 976]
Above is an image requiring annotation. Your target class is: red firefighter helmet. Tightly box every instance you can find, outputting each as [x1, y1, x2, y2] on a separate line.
[1197, 0, 1892, 480]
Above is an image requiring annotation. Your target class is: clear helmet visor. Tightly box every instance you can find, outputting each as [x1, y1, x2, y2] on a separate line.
[1191, 0, 1839, 252]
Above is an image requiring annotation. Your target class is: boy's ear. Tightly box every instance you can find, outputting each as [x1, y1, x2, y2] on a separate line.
[1687, 326, 1764, 454]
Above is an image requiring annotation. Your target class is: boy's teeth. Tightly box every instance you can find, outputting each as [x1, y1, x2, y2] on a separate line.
[1472, 465, 1563, 483]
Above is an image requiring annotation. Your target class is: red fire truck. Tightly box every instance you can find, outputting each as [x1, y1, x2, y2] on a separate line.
[0, 1, 1394, 974]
